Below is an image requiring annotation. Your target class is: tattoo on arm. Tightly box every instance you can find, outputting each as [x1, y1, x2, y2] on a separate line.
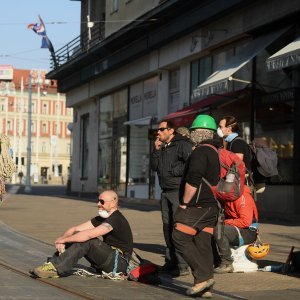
[101, 223, 113, 231]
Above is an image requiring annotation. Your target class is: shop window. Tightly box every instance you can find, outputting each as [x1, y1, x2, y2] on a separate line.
[128, 126, 149, 184]
[80, 114, 89, 179]
[256, 93, 295, 184]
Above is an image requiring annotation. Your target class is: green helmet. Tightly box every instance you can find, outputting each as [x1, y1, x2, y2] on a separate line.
[190, 114, 217, 131]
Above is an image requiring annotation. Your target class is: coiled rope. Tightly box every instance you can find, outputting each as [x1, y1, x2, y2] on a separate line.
[0, 134, 17, 204]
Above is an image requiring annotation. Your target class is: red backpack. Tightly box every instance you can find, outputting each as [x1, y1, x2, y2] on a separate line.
[201, 144, 246, 202]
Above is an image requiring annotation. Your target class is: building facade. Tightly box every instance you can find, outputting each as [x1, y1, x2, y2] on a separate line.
[48, 0, 300, 222]
[0, 66, 73, 184]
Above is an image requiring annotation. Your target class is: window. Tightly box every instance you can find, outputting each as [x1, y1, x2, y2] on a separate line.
[31, 121, 35, 133]
[111, 0, 119, 13]
[1, 98, 5, 111]
[42, 123, 47, 134]
[169, 69, 180, 112]
[67, 143, 71, 155]
[80, 114, 89, 179]
[31, 102, 35, 113]
[54, 123, 60, 135]
[7, 120, 12, 131]
[42, 103, 48, 114]
[42, 142, 47, 153]
[190, 56, 213, 103]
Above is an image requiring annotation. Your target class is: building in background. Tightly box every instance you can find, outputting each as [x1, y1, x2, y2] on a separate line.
[0, 65, 73, 185]
[47, 0, 300, 222]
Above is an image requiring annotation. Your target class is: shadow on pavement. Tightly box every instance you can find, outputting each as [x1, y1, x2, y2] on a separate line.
[134, 242, 165, 256]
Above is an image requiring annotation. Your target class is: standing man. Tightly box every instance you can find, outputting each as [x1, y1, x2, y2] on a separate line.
[151, 120, 193, 276]
[32, 190, 133, 278]
[172, 115, 220, 297]
[217, 115, 266, 191]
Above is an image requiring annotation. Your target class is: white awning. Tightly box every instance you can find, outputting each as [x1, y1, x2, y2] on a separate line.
[123, 116, 153, 126]
[193, 29, 286, 98]
[266, 36, 300, 71]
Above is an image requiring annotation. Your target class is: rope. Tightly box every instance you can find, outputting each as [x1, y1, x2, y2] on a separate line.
[72, 268, 126, 280]
[0, 134, 17, 204]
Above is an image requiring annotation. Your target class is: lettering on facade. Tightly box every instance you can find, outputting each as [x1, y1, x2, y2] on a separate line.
[130, 95, 142, 104]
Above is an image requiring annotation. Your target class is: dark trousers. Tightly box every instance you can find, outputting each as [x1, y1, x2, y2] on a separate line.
[214, 224, 257, 265]
[172, 206, 219, 283]
[160, 191, 188, 269]
[49, 238, 128, 275]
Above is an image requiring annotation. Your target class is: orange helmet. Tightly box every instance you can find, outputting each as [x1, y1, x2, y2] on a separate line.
[247, 243, 270, 259]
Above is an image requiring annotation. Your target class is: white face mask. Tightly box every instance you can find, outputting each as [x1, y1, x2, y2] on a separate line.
[217, 127, 224, 138]
[98, 209, 110, 218]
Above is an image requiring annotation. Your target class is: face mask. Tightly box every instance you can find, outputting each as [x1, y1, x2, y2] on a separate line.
[98, 209, 110, 218]
[217, 127, 224, 138]
[225, 132, 239, 142]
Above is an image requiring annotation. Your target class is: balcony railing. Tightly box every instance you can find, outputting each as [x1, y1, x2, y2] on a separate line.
[50, 23, 105, 70]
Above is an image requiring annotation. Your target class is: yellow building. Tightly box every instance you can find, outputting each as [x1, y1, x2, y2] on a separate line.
[0, 66, 73, 185]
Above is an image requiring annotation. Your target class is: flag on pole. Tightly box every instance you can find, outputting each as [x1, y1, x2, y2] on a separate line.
[28, 15, 55, 54]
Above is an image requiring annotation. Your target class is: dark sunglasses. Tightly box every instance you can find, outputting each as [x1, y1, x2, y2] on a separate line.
[98, 199, 106, 205]
[157, 127, 169, 132]
[98, 198, 115, 205]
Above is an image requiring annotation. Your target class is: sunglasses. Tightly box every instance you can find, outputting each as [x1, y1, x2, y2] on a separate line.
[157, 127, 169, 132]
[98, 198, 115, 205]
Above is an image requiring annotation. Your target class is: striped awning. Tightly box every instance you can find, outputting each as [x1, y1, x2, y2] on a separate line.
[266, 36, 300, 71]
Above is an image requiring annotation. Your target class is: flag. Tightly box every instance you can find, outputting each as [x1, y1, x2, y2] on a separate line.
[28, 15, 54, 54]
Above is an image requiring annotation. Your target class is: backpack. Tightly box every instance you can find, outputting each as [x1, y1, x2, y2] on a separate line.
[201, 144, 246, 202]
[127, 251, 160, 285]
[230, 137, 279, 178]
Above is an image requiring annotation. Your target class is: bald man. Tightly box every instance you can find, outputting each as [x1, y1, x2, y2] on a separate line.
[32, 190, 133, 278]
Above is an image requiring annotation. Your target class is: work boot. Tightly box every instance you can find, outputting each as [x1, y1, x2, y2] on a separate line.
[186, 278, 215, 296]
[171, 266, 190, 277]
[33, 262, 59, 278]
[158, 263, 176, 273]
[214, 263, 234, 274]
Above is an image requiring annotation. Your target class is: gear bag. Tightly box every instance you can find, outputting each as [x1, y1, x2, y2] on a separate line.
[201, 144, 246, 202]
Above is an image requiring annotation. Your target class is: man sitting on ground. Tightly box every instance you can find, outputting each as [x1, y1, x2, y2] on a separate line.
[32, 190, 133, 278]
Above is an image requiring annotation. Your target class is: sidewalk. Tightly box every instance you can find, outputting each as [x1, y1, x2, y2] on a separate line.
[0, 184, 299, 299]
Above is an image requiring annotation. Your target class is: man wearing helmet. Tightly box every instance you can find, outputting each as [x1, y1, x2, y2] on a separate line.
[172, 115, 220, 297]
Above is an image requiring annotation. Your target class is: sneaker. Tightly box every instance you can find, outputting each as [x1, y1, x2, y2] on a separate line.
[214, 263, 234, 274]
[171, 267, 190, 277]
[186, 278, 215, 296]
[33, 262, 59, 278]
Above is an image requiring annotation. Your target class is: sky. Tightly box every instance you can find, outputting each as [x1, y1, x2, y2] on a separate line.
[0, 0, 81, 71]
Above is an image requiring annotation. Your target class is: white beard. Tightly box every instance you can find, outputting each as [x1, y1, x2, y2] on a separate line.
[98, 209, 110, 218]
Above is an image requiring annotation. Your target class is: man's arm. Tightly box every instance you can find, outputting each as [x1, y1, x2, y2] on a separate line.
[55, 221, 113, 244]
[180, 182, 197, 208]
[150, 139, 162, 171]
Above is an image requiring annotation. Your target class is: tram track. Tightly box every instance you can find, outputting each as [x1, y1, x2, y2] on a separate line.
[0, 259, 103, 300]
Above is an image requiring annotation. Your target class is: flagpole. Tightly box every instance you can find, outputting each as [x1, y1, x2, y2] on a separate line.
[25, 74, 32, 193]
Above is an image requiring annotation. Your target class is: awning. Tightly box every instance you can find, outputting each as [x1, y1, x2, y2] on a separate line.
[266, 36, 300, 71]
[193, 29, 287, 98]
[123, 116, 153, 126]
[163, 89, 245, 127]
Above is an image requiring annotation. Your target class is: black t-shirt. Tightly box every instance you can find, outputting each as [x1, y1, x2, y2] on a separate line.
[179, 143, 220, 207]
[228, 137, 252, 171]
[90, 210, 133, 256]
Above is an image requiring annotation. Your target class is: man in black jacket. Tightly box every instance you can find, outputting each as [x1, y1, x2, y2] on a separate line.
[151, 120, 193, 276]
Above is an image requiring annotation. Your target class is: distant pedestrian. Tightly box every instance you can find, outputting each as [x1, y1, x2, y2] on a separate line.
[31, 190, 133, 278]
[151, 120, 193, 277]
